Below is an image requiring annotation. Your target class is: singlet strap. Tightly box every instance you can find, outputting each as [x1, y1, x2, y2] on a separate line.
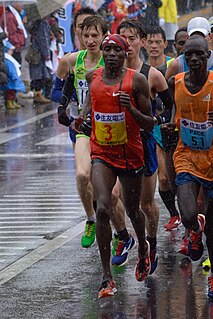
[140, 63, 151, 80]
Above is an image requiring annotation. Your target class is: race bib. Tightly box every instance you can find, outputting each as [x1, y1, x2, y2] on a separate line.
[180, 118, 213, 150]
[94, 111, 128, 145]
[77, 79, 88, 110]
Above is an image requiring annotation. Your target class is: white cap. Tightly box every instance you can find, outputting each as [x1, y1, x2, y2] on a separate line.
[209, 16, 213, 28]
[187, 17, 211, 37]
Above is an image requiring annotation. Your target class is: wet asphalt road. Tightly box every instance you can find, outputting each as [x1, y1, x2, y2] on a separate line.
[0, 99, 212, 319]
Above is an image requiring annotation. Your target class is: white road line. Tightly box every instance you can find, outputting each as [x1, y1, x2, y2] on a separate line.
[0, 153, 73, 158]
[3, 195, 79, 198]
[0, 225, 62, 229]
[0, 199, 80, 202]
[0, 221, 68, 224]
[0, 207, 83, 210]
[0, 110, 55, 133]
[0, 241, 34, 244]
[0, 221, 85, 285]
[0, 236, 41, 239]
[0, 212, 83, 215]
[0, 205, 78, 209]
[0, 247, 26, 250]
[0, 217, 75, 220]
[0, 253, 16, 256]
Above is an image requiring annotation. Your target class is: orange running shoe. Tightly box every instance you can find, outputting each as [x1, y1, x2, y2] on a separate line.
[208, 276, 213, 300]
[178, 236, 189, 255]
[135, 240, 151, 282]
[164, 216, 181, 231]
[188, 214, 205, 261]
[98, 279, 117, 299]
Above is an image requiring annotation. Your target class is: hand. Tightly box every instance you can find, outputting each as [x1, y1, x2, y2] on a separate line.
[71, 116, 85, 133]
[58, 105, 72, 127]
[160, 122, 176, 135]
[207, 111, 213, 125]
[118, 91, 132, 111]
[159, 18, 165, 27]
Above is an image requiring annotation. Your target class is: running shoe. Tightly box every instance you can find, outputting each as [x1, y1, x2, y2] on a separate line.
[135, 240, 151, 282]
[149, 247, 158, 275]
[81, 221, 96, 248]
[188, 214, 205, 261]
[208, 276, 213, 301]
[178, 236, 189, 255]
[98, 279, 117, 299]
[111, 235, 136, 267]
[111, 233, 119, 257]
[202, 257, 211, 271]
[164, 215, 181, 231]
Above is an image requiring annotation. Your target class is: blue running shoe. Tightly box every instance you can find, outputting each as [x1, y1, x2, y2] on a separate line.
[208, 276, 213, 301]
[149, 247, 158, 275]
[188, 214, 205, 261]
[112, 235, 136, 267]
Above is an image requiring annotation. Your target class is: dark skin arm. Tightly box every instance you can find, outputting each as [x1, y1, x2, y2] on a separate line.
[119, 72, 154, 132]
[161, 76, 177, 133]
[73, 70, 154, 132]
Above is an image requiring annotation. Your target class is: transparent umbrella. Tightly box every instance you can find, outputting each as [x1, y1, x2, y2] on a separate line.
[26, 0, 74, 22]
[0, 0, 37, 31]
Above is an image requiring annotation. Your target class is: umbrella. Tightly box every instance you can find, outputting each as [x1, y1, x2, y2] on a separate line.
[0, 0, 37, 31]
[26, 0, 73, 22]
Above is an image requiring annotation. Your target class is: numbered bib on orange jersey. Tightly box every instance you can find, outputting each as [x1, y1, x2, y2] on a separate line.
[94, 112, 128, 145]
[180, 118, 213, 150]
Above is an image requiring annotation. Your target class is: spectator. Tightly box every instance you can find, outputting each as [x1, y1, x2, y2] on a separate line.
[107, 0, 127, 33]
[158, 0, 178, 56]
[28, 18, 52, 104]
[141, 0, 162, 27]
[0, 4, 27, 64]
[3, 40, 25, 109]
[0, 27, 7, 106]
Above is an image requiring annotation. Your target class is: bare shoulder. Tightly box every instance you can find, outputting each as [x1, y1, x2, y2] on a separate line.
[149, 66, 168, 91]
[57, 51, 79, 79]
[86, 70, 95, 85]
[165, 58, 179, 81]
[133, 70, 149, 97]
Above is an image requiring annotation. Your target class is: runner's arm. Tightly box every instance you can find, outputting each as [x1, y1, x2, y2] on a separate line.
[165, 58, 179, 81]
[120, 72, 154, 132]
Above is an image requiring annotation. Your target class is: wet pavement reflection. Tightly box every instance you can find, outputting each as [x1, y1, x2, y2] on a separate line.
[0, 101, 212, 319]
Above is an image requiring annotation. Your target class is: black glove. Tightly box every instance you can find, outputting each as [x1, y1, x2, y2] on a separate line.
[58, 105, 71, 127]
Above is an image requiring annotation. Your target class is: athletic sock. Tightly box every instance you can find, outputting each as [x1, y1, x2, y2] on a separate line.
[117, 228, 129, 241]
[159, 189, 179, 217]
[146, 236, 157, 250]
[87, 215, 96, 223]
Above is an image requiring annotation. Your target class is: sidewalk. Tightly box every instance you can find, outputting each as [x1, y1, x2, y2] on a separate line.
[178, 3, 213, 27]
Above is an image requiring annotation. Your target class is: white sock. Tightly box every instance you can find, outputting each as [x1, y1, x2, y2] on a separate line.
[87, 215, 96, 222]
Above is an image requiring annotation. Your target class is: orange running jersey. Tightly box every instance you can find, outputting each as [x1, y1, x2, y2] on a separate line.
[174, 71, 213, 181]
[90, 67, 144, 170]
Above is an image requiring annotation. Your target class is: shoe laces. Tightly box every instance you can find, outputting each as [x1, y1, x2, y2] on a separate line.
[208, 277, 213, 291]
[190, 231, 202, 249]
[137, 255, 149, 274]
[85, 223, 94, 237]
[116, 240, 125, 255]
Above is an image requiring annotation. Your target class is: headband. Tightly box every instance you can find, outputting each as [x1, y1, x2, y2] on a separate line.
[101, 34, 129, 52]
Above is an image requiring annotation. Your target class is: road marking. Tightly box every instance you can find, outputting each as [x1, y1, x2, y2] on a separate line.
[0, 110, 55, 133]
[0, 221, 85, 285]
[0, 133, 29, 144]
[36, 133, 71, 146]
[0, 153, 73, 158]
[0, 211, 82, 215]
[3, 194, 79, 198]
